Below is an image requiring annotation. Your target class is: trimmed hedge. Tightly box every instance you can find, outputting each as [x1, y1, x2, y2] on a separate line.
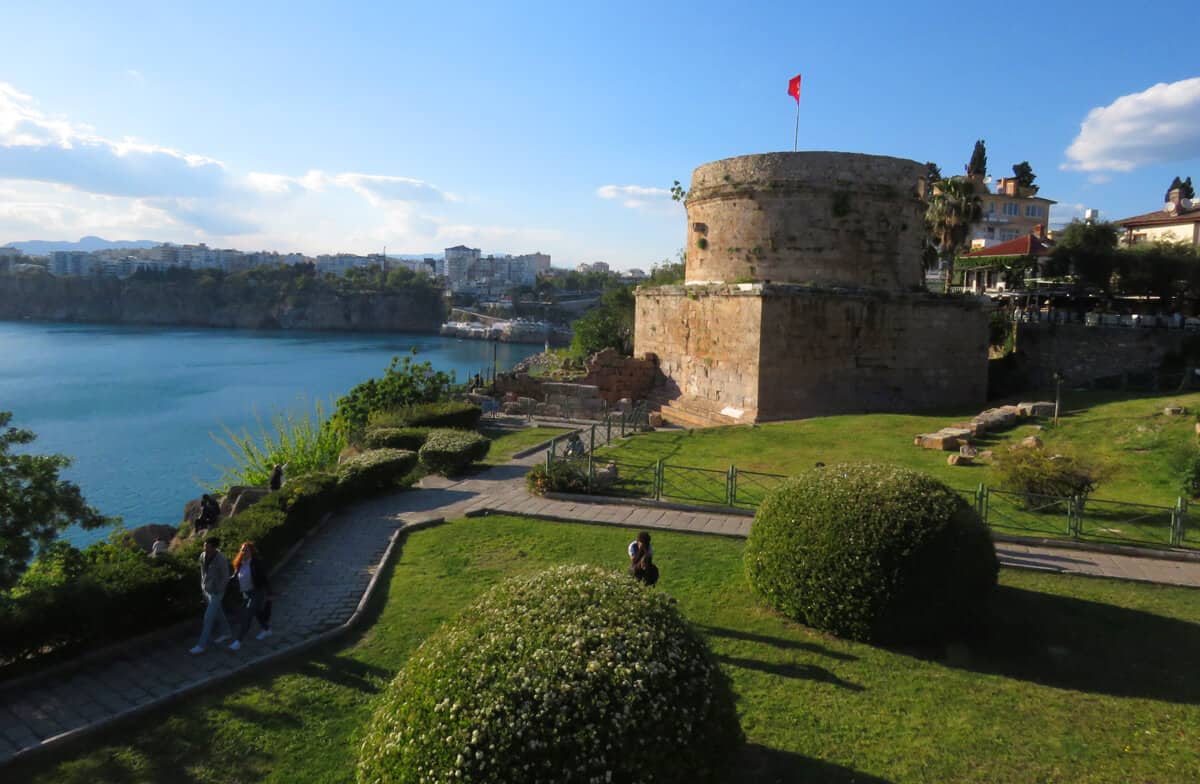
[744, 463, 999, 643]
[0, 461, 404, 674]
[369, 401, 482, 431]
[357, 565, 742, 784]
[336, 448, 419, 494]
[418, 429, 491, 476]
[362, 426, 431, 451]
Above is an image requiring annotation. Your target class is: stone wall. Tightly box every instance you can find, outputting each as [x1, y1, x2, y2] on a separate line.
[685, 152, 927, 290]
[635, 286, 764, 420]
[1013, 323, 1192, 388]
[636, 283, 987, 423]
[756, 287, 988, 419]
[494, 349, 660, 409]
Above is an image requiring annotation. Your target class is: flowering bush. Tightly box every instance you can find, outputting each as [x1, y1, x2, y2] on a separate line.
[369, 401, 482, 431]
[744, 463, 998, 643]
[357, 565, 741, 784]
[362, 427, 432, 451]
[418, 429, 491, 476]
[336, 448, 418, 494]
[525, 462, 588, 495]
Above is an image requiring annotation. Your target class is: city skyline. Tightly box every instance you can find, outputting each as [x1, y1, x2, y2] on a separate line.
[0, 1, 1197, 269]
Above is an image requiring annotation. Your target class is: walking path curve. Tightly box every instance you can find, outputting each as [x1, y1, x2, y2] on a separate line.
[3, 448, 1200, 768]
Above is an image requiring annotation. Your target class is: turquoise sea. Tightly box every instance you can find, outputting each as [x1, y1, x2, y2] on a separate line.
[0, 321, 538, 547]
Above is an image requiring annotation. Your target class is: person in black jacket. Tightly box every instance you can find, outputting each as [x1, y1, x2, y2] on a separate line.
[228, 541, 273, 651]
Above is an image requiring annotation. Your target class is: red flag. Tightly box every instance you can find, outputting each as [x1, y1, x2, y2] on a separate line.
[787, 74, 802, 104]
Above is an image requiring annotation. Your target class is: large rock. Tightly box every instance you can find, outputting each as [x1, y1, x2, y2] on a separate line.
[128, 523, 177, 552]
[220, 486, 271, 518]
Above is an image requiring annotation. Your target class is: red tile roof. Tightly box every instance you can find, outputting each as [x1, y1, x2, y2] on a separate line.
[962, 234, 1053, 258]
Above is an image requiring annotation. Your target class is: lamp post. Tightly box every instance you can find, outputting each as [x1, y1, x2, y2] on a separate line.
[1053, 371, 1063, 427]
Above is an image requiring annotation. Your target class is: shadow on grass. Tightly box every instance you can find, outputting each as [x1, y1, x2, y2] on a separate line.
[730, 743, 893, 784]
[715, 654, 865, 691]
[910, 584, 1200, 704]
[697, 624, 858, 662]
[294, 656, 388, 695]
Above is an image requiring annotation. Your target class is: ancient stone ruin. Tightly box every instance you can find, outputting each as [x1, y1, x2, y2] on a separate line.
[636, 152, 988, 426]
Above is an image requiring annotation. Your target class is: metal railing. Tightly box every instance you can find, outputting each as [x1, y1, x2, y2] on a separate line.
[542, 441, 1193, 549]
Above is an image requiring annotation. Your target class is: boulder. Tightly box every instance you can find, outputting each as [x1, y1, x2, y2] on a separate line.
[947, 454, 972, 466]
[220, 486, 271, 518]
[1028, 402, 1056, 418]
[1021, 435, 1044, 449]
[648, 412, 663, 428]
[182, 497, 204, 525]
[593, 462, 620, 489]
[502, 401, 523, 415]
[1164, 406, 1187, 416]
[915, 432, 961, 451]
[128, 523, 178, 553]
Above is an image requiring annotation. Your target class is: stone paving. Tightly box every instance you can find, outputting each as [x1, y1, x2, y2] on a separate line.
[4, 448, 1200, 767]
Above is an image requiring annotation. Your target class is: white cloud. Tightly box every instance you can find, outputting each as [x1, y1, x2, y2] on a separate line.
[1063, 77, 1200, 172]
[596, 184, 678, 212]
[1047, 201, 1089, 227]
[0, 81, 532, 254]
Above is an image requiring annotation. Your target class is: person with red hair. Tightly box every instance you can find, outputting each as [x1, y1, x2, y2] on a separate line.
[228, 541, 273, 651]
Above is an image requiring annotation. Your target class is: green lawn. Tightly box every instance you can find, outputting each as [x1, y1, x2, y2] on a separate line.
[590, 390, 1200, 548]
[479, 425, 571, 465]
[17, 515, 1200, 784]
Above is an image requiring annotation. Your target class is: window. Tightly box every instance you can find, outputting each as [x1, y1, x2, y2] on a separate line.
[1000, 229, 1019, 241]
[1003, 202, 1020, 216]
[986, 201, 995, 214]
[1025, 204, 1042, 218]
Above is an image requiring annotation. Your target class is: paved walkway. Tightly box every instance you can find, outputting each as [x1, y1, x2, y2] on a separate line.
[4, 448, 1200, 767]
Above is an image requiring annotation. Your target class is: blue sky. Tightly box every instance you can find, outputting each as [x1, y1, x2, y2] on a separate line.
[0, 0, 1197, 269]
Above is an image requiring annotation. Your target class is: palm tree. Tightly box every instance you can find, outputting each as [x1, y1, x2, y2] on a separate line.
[926, 177, 983, 293]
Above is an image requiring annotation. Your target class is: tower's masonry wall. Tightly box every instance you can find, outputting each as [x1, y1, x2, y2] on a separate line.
[685, 152, 928, 291]
[634, 286, 763, 419]
[755, 288, 989, 420]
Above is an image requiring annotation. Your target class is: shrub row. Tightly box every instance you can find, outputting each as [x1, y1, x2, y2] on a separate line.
[0, 449, 415, 673]
[358, 565, 742, 783]
[367, 401, 482, 432]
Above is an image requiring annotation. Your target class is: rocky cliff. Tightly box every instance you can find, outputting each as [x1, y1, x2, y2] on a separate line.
[0, 274, 445, 332]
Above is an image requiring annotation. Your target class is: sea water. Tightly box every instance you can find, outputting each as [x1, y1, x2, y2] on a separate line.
[0, 321, 538, 547]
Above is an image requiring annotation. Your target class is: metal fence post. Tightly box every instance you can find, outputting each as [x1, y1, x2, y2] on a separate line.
[620, 412, 626, 438]
[654, 459, 664, 501]
[726, 465, 736, 507]
[606, 415, 612, 445]
[1069, 496, 1080, 538]
[587, 425, 596, 491]
[1174, 497, 1188, 546]
[547, 437, 557, 468]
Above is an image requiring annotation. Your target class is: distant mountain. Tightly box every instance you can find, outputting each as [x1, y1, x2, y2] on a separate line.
[6, 236, 164, 254]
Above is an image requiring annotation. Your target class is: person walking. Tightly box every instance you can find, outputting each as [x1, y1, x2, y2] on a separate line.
[190, 536, 232, 654]
[228, 541, 273, 651]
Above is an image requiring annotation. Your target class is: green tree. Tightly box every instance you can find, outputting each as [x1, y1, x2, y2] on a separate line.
[1165, 176, 1184, 201]
[0, 412, 113, 590]
[1012, 161, 1037, 189]
[1182, 177, 1196, 200]
[569, 286, 635, 357]
[966, 140, 987, 178]
[1045, 220, 1119, 293]
[926, 177, 983, 292]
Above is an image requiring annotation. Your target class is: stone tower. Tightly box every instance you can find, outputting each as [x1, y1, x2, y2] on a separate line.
[635, 151, 988, 426]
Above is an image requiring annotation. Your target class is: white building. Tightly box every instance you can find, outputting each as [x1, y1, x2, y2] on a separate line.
[444, 245, 480, 291]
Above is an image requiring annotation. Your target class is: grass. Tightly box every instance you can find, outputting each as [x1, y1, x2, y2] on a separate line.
[592, 389, 1200, 548]
[15, 515, 1200, 784]
[478, 425, 571, 465]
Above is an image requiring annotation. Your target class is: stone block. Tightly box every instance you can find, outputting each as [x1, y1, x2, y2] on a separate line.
[916, 433, 960, 451]
[517, 396, 537, 412]
[947, 453, 972, 466]
[1028, 402, 1056, 418]
[543, 403, 562, 417]
[1164, 406, 1187, 416]
[648, 412, 663, 427]
[502, 402, 522, 415]
[1021, 435, 1044, 449]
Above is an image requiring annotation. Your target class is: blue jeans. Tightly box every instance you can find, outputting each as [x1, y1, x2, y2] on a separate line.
[197, 590, 231, 648]
[236, 588, 271, 641]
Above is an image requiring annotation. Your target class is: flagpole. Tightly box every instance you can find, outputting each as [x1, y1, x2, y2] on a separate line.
[793, 100, 799, 152]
